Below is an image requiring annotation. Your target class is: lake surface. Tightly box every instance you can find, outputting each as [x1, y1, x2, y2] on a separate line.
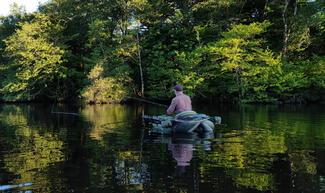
[0, 103, 325, 193]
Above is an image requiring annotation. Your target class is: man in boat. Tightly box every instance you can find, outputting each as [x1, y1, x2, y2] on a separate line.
[167, 84, 192, 115]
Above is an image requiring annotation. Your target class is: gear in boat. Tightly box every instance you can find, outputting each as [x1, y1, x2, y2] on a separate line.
[143, 110, 221, 134]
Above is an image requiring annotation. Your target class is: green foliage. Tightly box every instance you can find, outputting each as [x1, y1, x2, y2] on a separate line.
[81, 62, 131, 104]
[82, 77, 128, 104]
[142, 24, 197, 99]
[173, 50, 206, 97]
[0, 0, 324, 103]
[0, 4, 29, 92]
[1, 13, 65, 101]
[204, 22, 285, 102]
[280, 55, 325, 103]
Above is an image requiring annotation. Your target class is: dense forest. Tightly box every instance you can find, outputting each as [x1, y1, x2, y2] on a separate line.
[0, 0, 324, 104]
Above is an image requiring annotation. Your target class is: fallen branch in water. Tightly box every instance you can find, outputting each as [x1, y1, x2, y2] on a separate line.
[51, 104, 80, 116]
[100, 121, 132, 127]
[51, 111, 80, 116]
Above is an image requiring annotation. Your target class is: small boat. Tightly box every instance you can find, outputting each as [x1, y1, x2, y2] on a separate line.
[143, 111, 221, 134]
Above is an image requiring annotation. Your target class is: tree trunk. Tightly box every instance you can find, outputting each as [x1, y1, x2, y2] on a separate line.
[263, 0, 269, 17]
[293, 0, 298, 16]
[282, 0, 290, 58]
[100, 42, 106, 57]
[235, 66, 243, 101]
[136, 20, 144, 97]
[283, 0, 298, 58]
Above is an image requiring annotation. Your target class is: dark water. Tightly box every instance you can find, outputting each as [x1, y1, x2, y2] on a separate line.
[0, 103, 325, 193]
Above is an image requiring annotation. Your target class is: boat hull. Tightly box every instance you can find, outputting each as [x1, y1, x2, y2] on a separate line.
[172, 119, 215, 133]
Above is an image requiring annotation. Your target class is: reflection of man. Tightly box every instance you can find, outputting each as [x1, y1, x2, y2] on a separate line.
[167, 85, 192, 115]
[168, 143, 193, 167]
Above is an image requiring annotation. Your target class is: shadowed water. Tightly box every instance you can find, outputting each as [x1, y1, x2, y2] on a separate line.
[0, 103, 325, 192]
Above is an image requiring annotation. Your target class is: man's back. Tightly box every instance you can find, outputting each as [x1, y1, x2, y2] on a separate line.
[167, 93, 192, 115]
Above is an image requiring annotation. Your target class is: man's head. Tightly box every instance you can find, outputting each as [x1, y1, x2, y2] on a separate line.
[173, 84, 183, 94]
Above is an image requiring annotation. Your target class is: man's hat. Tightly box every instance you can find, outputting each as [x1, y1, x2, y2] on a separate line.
[173, 84, 183, 91]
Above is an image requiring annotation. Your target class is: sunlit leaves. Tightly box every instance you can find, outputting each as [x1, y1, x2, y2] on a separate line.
[87, 20, 111, 48]
[82, 63, 130, 104]
[205, 21, 285, 102]
[0, 0, 324, 103]
[1, 13, 65, 101]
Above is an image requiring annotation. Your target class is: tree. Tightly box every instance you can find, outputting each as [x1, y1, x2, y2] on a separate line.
[1, 13, 65, 101]
[81, 62, 131, 104]
[0, 0, 324, 103]
[205, 22, 284, 102]
[0, 4, 29, 97]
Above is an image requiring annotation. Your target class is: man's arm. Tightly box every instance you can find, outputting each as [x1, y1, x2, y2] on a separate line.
[167, 98, 176, 115]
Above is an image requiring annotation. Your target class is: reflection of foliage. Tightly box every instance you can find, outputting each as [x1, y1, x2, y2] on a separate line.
[1, 105, 66, 191]
[82, 104, 138, 141]
[5, 131, 64, 172]
[81, 104, 148, 191]
[4, 132, 64, 189]
[1, 103, 324, 192]
[230, 170, 275, 191]
[115, 151, 147, 187]
[201, 123, 287, 190]
[289, 150, 316, 175]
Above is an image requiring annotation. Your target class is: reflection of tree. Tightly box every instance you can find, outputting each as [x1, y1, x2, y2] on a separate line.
[1, 103, 324, 192]
[198, 128, 287, 191]
[80, 104, 150, 191]
[288, 150, 319, 193]
[114, 151, 149, 191]
[78, 104, 325, 192]
[231, 170, 275, 191]
[82, 104, 138, 141]
[196, 104, 325, 192]
[289, 150, 316, 175]
[0, 105, 67, 192]
[4, 132, 65, 191]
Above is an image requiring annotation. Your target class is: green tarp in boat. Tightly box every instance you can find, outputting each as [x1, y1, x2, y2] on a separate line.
[143, 111, 221, 134]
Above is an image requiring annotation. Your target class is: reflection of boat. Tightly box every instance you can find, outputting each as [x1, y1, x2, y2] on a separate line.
[144, 131, 217, 147]
[143, 111, 221, 134]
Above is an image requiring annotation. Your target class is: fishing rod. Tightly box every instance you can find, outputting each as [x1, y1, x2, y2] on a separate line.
[127, 96, 168, 107]
[50, 96, 168, 116]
